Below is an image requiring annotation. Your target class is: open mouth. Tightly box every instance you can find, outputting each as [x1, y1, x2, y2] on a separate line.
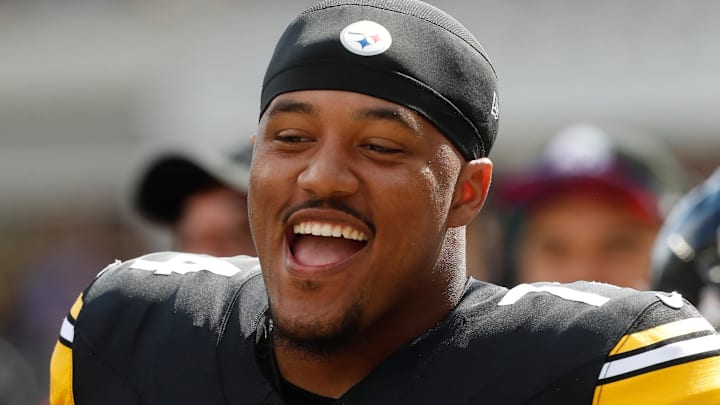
[289, 221, 369, 267]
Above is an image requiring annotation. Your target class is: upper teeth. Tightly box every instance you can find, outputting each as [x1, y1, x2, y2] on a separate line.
[293, 221, 367, 242]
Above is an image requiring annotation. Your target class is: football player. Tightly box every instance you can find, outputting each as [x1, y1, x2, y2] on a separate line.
[50, 1, 720, 403]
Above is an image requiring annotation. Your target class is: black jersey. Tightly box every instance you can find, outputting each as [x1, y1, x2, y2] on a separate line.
[51, 252, 720, 404]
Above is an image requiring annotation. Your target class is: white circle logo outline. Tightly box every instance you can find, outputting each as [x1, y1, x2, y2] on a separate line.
[340, 20, 392, 57]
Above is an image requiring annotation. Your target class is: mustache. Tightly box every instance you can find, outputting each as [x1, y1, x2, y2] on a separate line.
[282, 198, 375, 235]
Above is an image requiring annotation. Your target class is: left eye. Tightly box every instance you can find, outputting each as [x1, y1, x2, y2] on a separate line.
[362, 143, 402, 154]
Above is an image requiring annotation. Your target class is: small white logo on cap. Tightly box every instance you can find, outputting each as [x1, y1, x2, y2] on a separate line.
[340, 20, 392, 56]
[656, 291, 684, 309]
[490, 91, 499, 120]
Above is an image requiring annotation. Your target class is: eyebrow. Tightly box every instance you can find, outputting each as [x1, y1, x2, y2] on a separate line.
[265, 99, 423, 135]
[265, 99, 317, 117]
[354, 106, 423, 135]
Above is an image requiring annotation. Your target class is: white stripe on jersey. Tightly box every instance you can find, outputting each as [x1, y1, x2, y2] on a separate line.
[60, 316, 74, 344]
[599, 334, 720, 380]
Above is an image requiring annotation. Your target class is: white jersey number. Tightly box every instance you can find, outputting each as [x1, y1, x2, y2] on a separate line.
[498, 283, 610, 307]
[129, 253, 243, 277]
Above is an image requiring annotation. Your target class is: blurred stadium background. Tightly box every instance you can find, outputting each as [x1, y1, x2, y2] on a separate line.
[1, 0, 719, 397]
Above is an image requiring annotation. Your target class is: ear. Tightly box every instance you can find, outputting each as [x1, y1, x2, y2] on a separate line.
[447, 158, 493, 227]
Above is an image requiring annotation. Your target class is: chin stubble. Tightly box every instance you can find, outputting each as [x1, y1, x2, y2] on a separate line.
[271, 299, 363, 360]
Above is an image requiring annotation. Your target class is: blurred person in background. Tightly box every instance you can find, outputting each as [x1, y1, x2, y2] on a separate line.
[129, 140, 256, 257]
[652, 166, 720, 327]
[0, 336, 42, 405]
[494, 124, 685, 289]
[8, 228, 136, 403]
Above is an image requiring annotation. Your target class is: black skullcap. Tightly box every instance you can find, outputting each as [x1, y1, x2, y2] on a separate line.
[260, 0, 499, 159]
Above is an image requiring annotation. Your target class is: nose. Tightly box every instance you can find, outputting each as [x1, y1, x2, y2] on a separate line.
[297, 142, 359, 198]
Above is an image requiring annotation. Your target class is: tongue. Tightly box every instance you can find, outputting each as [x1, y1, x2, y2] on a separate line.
[293, 235, 364, 267]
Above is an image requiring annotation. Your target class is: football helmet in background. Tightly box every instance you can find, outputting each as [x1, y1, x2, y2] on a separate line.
[652, 167, 720, 326]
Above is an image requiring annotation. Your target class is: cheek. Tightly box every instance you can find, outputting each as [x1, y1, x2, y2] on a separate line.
[375, 163, 455, 246]
[422, 147, 461, 223]
[248, 146, 290, 201]
[420, 172, 451, 230]
[247, 155, 282, 244]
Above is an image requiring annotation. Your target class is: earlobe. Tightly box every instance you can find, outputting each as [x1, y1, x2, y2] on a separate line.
[448, 158, 493, 227]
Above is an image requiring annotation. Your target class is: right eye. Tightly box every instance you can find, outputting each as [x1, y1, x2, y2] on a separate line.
[268, 131, 316, 154]
[274, 134, 312, 144]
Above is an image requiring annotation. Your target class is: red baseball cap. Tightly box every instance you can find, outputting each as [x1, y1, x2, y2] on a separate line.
[496, 124, 680, 222]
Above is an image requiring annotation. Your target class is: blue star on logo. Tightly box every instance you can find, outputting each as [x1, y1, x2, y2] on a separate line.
[356, 37, 371, 49]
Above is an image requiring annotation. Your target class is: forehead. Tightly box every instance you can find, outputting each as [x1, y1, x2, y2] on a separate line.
[260, 90, 463, 151]
[262, 90, 421, 125]
[263, 90, 434, 131]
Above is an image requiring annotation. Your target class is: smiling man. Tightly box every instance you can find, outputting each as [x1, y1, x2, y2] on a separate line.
[50, 1, 720, 404]
[249, 89, 487, 398]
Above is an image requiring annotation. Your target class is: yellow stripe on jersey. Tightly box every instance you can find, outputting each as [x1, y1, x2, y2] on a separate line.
[609, 317, 715, 356]
[50, 341, 76, 405]
[50, 293, 83, 405]
[70, 293, 83, 319]
[593, 356, 720, 404]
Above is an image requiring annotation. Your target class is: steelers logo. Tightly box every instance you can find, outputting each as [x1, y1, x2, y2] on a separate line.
[339, 20, 392, 56]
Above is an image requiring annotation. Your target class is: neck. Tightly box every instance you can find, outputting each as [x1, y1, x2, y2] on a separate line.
[273, 289, 462, 398]
[275, 286, 467, 395]
[273, 336, 377, 399]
